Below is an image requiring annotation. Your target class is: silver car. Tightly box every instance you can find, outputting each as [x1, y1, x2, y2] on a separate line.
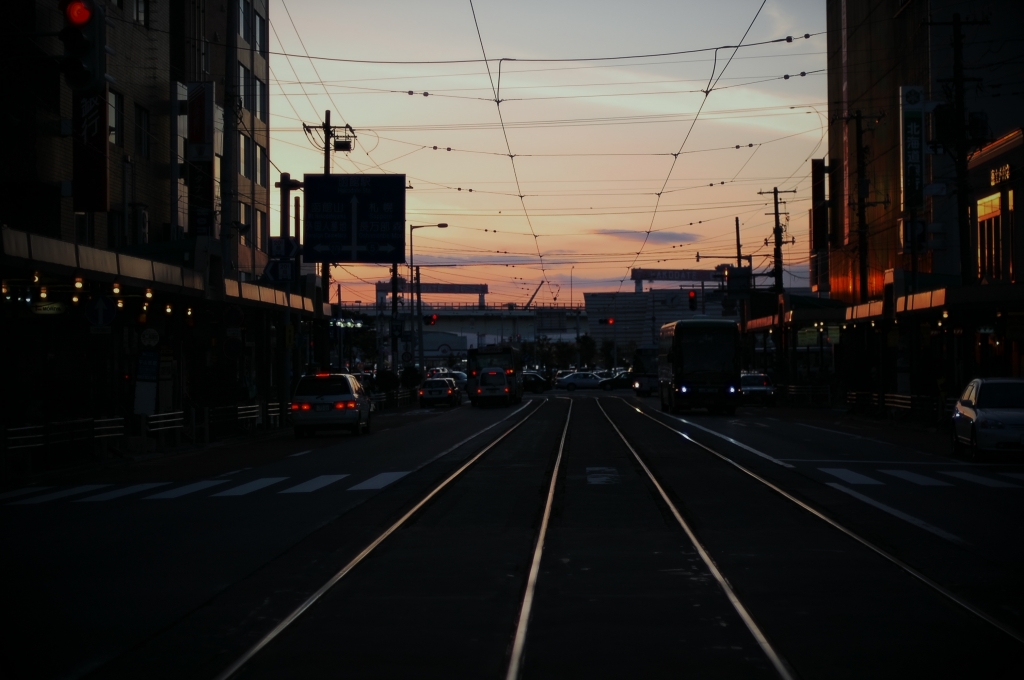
[291, 373, 373, 438]
[952, 378, 1024, 459]
[556, 372, 603, 391]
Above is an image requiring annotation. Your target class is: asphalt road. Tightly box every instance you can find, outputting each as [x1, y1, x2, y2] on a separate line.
[2, 391, 1023, 678]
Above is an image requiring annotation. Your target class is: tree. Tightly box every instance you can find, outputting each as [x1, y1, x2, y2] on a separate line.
[599, 339, 615, 368]
[578, 334, 596, 366]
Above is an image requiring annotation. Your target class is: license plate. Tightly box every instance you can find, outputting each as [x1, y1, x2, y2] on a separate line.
[315, 404, 331, 412]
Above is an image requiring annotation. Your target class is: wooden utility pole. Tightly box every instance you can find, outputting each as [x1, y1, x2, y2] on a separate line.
[759, 187, 797, 292]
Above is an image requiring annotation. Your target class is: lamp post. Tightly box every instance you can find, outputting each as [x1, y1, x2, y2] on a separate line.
[409, 223, 448, 376]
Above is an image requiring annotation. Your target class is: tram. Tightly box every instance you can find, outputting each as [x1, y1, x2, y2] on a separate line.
[658, 318, 742, 415]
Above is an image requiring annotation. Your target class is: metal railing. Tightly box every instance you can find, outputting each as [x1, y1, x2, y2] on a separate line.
[776, 384, 832, 406]
[846, 392, 955, 423]
[2, 417, 125, 478]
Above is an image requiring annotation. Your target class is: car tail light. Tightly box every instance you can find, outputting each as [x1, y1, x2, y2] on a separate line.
[447, 389, 452, 394]
[763, 380, 769, 386]
[470, 370, 477, 377]
[290, 403, 299, 411]
[300, 403, 311, 411]
[419, 390, 424, 396]
[506, 368, 514, 374]
[477, 389, 482, 394]
[335, 401, 357, 409]
[504, 387, 509, 393]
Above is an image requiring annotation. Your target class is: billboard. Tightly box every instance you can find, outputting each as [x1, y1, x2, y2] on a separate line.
[303, 174, 406, 263]
[900, 86, 925, 212]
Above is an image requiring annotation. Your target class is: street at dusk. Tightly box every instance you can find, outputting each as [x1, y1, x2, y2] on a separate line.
[2, 0, 1023, 678]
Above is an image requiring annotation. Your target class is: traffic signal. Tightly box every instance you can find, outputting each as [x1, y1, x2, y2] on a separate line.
[59, 0, 108, 92]
[688, 290, 697, 310]
[598, 318, 615, 325]
[424, 314, 438, 326]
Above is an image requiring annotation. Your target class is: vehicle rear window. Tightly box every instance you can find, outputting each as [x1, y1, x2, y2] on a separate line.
[480, 372, 506, 387]
[741, 375, 771, 387]
[977, 383, 1024, 408]
[295, 377, 352, 397]
[424, 380, 448, 388]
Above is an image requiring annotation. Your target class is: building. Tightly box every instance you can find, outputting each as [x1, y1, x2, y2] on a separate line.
[1, 1, 325, 437]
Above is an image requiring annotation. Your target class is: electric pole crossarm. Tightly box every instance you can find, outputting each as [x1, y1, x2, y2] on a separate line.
[758, 187, 797, 293]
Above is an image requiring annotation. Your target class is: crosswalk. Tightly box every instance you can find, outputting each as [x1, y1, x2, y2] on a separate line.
[5, 471, 411, 506]
[819, 467, 1022, 489]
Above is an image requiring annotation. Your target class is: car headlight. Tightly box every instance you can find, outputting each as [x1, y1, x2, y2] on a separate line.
[978, 419, 1005, 429]
[633, 382, 640, 389]
[728, 386, 737, 393]
[679, 386, 688, 393]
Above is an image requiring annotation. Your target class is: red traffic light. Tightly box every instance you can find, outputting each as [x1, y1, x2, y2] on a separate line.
[607, 318, 615, 325]
[688, 291, 696, 299]
[65, 0, 92, 25]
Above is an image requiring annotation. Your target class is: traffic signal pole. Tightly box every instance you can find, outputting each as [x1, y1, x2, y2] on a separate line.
[416, 266, 425, 373]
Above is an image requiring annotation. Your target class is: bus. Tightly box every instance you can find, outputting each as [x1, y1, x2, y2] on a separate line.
[467, 345, 524, 406]
[658, 318, 742, 415]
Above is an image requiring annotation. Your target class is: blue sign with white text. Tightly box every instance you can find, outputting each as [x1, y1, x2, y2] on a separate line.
[303, 174, 406, 264]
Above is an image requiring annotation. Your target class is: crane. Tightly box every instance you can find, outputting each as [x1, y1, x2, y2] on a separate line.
[523, 280, 545, 309]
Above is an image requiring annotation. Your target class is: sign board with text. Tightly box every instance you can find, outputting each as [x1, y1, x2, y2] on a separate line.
[303, 174, 406, 263]
[631, 268, 718, 282]
[900, 86, 925, 211]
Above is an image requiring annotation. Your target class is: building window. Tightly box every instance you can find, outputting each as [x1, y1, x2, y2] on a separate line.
[238, 202, 252, 245]
[254, 13, 267, 55]
[977, 192, 1002, 281]
[239, 0, 252, 43]
[256, 209, 267, 251]
[238, 63, 251, 111]
[108, 91, 123, 146]
[254, 77, 266, 121]
[133, 0, 148, 26]
[255, 144, 267, 187]
[239, 133, 249, 178]
[134, 105, 150, 160]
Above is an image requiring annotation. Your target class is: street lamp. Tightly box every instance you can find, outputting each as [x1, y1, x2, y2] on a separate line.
[409, 223, 448, 375]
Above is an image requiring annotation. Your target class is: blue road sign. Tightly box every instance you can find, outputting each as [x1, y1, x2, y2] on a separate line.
[269, 237, 300, 259]
[302, 174, 406, 264]
[84, 296, 117, 326]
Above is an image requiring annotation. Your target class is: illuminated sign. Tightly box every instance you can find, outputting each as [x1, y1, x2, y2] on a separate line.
[991, 164, 1011, 186]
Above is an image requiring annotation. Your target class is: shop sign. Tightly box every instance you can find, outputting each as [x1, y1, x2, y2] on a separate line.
[900, 86, 925, 211]
[991, 164, 1011, 186]
[32, 301, 66, 315]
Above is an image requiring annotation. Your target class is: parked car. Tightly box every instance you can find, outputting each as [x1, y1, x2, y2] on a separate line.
[523, 372, 551, 393]
[553, 369, 575, 382]
[741, 373, 776, 406]
[419, 378, 460, 407]
[557, 372, 603, 391]
[952, 378, 1024, 459]
[291, 373, 373, 438]
[599, 372, 633, 390]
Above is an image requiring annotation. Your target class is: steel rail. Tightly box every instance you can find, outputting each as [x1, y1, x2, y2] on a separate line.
[505, 398, 573, 680]
[614, 397, 1024, 647]
[214, 398, 549, 680]
[596, 400, 797, 680]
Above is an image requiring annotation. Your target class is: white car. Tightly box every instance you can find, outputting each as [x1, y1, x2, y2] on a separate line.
[556, 372, 603, 391]
[291, 373, 373, 438]
[952, 378, 1024, 459]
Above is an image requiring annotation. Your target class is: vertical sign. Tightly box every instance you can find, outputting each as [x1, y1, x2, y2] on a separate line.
[302, 174, 406, 263]
[72, 87, 110, 212]
[188, 82, 216, 236]
[900, 86, 925, 211]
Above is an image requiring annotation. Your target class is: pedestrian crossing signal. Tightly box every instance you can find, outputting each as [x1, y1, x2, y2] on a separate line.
[688, 290, 697, 310]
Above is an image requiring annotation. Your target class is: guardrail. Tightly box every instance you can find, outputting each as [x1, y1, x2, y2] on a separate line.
[776, 384, 832, 406]
[2, 417, 125, 478]
[846, 392, 955, 423]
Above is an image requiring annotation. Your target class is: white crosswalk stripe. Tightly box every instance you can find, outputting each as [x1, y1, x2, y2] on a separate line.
[211, 477, 289, 496]
[9, 485, 111, 505]
[819, 468, 883, 485]
[77, 483, 170, 502]
[146, 480, 229, 499]
[877, 470, 951, 486]
[0, 486, 52, 501]
[279, 475, 349, 493]
[940, 471, 1021, 488]
[348, 472, 409, 491]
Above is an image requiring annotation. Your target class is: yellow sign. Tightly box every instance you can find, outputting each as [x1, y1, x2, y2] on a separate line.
[991, 164, 1011, 186]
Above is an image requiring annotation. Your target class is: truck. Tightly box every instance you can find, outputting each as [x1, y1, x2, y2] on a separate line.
[630, 348, 659, 397]
[467, 345, 524, 407]
[658, 318, 742, 415]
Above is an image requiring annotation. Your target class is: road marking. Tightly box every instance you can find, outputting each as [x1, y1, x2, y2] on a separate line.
[779, 459, 965, 465]
[877, 470, 952, 486]
[348, 472, 409, 491]
[826, 483, 967, 546]
[1002, 473, 1024, 482]
[0, 486, 52, 500]
[669, 415, 794, 468]
[8, 485, 111, 505]
[279, 475, 350, 493]
[290, 450, 312, 457]
[212, 477, 289, 496]
[819, 468, 883, 485]
[146, 480, 228, 499]
[76, 483, 171, 502]
[940, 471, 1021, 488]
[585, 467, 620, 484]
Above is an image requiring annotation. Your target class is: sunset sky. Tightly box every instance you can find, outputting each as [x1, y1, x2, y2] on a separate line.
[267, 0, 828, 306]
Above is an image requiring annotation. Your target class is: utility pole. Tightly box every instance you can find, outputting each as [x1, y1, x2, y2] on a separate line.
[391, 263, 399, 369]
[930, 13, 988, 286]
[416, 266, 425, 374]
[759, 187, 797, 292]
[735, 216, 742, 267]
